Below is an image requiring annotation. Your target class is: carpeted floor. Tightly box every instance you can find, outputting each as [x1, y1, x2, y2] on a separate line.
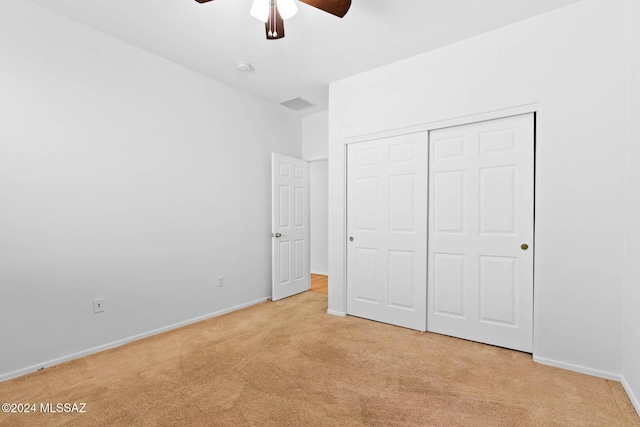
[0, 291, 638, 426]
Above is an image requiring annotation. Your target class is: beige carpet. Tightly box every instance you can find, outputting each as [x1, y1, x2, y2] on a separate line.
[0, 292, 638, 427]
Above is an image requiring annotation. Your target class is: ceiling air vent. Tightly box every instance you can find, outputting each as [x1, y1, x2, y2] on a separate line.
[279, 97, 316, 111]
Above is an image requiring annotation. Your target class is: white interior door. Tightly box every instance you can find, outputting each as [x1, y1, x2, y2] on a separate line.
[427, 113, 534, 352]
[346, 132, 428, 331]
[272, 153, 310, 301]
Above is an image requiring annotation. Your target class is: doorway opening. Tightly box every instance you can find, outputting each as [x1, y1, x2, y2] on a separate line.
[309, 158, 329, 297]
[310, 274, 328, 294]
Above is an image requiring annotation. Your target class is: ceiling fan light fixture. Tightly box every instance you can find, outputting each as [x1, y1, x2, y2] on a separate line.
[250, 0, 270, 22]
[277, 0, 298, 20]
[252, 0, 297, 23]
[196, 0, 351, 40]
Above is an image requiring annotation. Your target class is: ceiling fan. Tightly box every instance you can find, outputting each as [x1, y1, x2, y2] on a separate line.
[194, 0, 351, 40]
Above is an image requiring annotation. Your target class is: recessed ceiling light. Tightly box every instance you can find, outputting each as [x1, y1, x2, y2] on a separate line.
[236, 62, 254, 73]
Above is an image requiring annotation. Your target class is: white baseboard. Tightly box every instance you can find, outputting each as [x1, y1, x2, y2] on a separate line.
[310, 271, 328, 276]
[305, 157, 328, 163]
[532, 355, 620, 380]
[0, 297, 269, 383]
[528, 356, 640, 417]
[327, 309, 346, 317]
[621, 376, 640, 417]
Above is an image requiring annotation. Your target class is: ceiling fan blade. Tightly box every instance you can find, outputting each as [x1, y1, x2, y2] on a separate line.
[194, 0, 214, 3]
[298, 0, 351, 18]
[265, 3, 285, 40]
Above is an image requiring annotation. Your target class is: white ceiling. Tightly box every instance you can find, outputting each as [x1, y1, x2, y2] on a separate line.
[28, 0, 582, 115]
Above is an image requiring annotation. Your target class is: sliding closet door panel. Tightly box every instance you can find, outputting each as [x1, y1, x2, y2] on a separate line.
[428, 114, 534, 352]
[347, 132, 428, 331]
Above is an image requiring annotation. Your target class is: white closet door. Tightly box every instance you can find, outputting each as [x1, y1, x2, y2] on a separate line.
[346, 132, 428, 331]
[428, 114, 534, 352]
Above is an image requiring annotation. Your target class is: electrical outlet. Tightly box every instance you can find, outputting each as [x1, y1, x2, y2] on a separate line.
[218, 276, 224, 287]
[93, 298, 105, 314]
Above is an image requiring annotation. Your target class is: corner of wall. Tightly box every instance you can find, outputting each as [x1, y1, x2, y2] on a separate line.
[620, 0, 640, 417]
[301, 111, 329, 160]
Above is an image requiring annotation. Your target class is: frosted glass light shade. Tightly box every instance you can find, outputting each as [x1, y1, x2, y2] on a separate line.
[250, 0, 270, 22]
[278, 0, 298, 20]
[250, 0, 298, 23]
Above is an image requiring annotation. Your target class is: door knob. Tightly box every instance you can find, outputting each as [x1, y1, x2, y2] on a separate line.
[274, 233, 282, 238]
[521, 243, 529, 250]
[349, 237, 354, 242]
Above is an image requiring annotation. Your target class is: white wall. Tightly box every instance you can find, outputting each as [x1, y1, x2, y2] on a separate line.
[329, 0, 631, 377]
[0, 0, 300, 380]
[309, 160, 329, 275]
[622, 0, 640, 414]
[302, 111, 329, 160]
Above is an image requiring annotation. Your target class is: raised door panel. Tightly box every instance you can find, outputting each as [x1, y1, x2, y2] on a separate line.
[389, 175, 415, 232]
[355, 177, 379, 231]
[479, 128, 517, 154]
[294, 187, 305, 228]
[279, 185, 290, 228]
[479, 256, 517, 326]
[433, 136, 465, 160]
[294, 239, 305, 281]
[388, 250, 414, 309]
[355, 248, 379, 303]
[480, 166, 517, 235]
[279, 241, 290, 285]
[433, 171, 465, 234]
[433, 253, 466, 318]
